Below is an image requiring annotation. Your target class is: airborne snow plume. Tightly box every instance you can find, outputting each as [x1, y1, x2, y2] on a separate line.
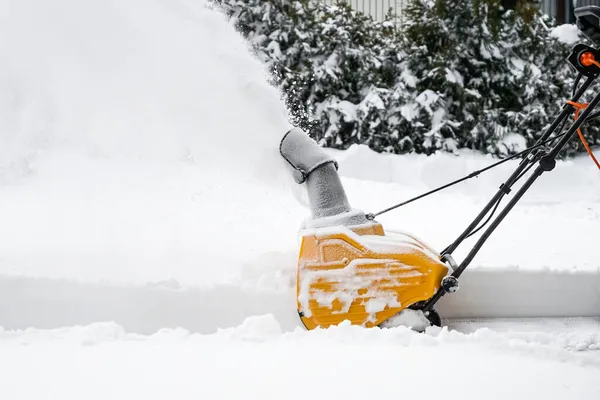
[0, 0, 292, 171]
[0, 0, 302, 286]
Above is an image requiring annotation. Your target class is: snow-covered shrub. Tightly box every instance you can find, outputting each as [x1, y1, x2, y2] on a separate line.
[214, 0, 407, 150]
[213, 0, 599, 157]
[401, 0, 599, 156]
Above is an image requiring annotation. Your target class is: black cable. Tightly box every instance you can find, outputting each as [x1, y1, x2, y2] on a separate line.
[439, 196, 504, 255]
[438, 148, 540, 255]
[468, 157, 538, 237]
[367, 125, 576, 219]
[465, 197, 504, 239]
[514, 153, 541, 182]
[368, 74, 597, 221]
[547, 115, 570, 146]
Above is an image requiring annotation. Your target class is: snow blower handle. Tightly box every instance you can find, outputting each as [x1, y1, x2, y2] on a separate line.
[455, 86, 600, 276]
[422, 43, 600, 313]
[575, 6, 600, 46]
[425, 89, 600, 312]
[443, 44, 600, 257]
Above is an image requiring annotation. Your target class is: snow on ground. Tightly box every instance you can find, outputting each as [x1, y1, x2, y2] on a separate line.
[0, 317, 599, 400]
[0, 2, 599, 397]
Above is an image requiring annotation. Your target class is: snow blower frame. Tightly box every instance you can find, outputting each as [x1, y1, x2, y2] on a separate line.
[280, 6, 600, 331]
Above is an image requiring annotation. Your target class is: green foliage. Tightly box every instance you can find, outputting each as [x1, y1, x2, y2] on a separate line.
[213, 0, 599, 157]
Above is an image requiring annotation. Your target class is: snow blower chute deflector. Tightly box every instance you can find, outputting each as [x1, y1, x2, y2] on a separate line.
[280, 6, 600, 332]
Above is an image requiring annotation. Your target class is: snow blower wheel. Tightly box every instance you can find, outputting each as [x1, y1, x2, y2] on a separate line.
[379, 303, 442, 332]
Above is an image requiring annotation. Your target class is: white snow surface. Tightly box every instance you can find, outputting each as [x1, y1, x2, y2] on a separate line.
[1, 317, 600, 400]
[551, 24, 582, 45]
[0, 1, 599, 398]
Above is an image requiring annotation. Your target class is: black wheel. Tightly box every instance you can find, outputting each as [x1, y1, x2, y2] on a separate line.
[408, 302, 442, 328]
[423, 308, 441, 327]
[378, 303, 443, 332]
[297, 310, 309, 330]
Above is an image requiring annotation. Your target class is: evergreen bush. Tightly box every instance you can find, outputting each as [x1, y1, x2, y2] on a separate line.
[212, 0, 599, 157]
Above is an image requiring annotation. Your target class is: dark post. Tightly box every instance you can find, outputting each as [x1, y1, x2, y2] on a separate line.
[557, 0, 566, 24]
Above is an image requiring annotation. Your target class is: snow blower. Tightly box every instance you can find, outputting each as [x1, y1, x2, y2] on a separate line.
[280, 6, 600, 331]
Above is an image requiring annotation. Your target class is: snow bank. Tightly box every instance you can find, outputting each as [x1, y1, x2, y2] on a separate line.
[2, 268, 598, 334]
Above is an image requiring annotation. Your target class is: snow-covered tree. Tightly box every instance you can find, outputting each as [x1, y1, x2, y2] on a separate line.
[213, 0, 598, 158]
[398, 0, 599, 156]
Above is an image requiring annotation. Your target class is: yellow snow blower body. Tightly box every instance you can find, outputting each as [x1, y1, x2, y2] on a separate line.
[280, 127, 449, 330]
[296, 222, 448, 330]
